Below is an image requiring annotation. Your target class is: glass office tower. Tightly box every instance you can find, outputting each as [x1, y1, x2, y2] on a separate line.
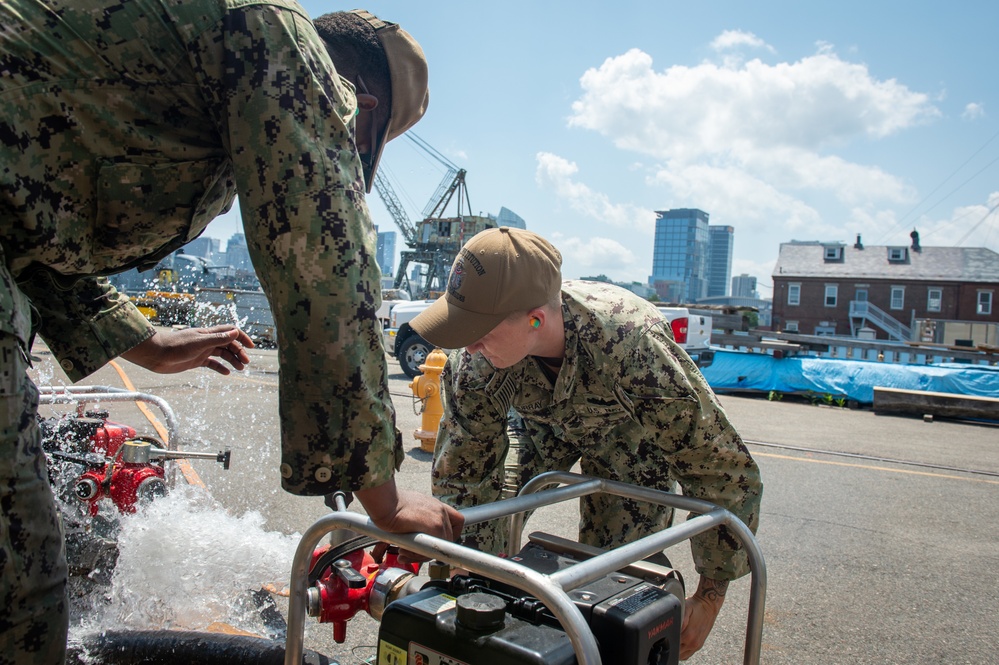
[708, 225, 734, 298]
[649, 208, 710, 303]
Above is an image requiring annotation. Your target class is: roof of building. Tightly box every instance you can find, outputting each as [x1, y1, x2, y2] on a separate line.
[773, 240, 999, 282]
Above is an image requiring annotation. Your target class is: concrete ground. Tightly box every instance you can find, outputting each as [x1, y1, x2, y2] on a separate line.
[30, 337, 999, 664]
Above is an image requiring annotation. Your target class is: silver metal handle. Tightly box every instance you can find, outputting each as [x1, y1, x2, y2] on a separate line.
[37, 385, 180, 448]
[283, 472, 766, 665]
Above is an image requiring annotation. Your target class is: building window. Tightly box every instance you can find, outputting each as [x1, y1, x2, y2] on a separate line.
[823, 245, 843, 261]
[855, 288, 868, 302]
[927, 288, 942, 313]
[888, 247, 908, 262]
[785, 320, 799, 332]
[890, 286, 905, 310]
[825, 284, 838, 307]
[788, 283, 800, 306]
[978, 290, 993, 315]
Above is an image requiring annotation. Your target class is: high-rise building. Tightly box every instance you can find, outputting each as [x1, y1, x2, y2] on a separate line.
[489, 207, 527, 230]
[732, 273, 758, 298]
[377, 230, 396, 278]
[184, 237, 222, 264]
[649, 208, 710, 303]
[708, 225, 734, 298]
[224, 233, 253, 271]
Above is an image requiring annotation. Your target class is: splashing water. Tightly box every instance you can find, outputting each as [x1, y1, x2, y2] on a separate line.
[70, 484, 300, 640]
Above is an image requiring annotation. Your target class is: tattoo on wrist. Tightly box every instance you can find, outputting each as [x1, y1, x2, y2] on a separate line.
[696, 578, 729, 604]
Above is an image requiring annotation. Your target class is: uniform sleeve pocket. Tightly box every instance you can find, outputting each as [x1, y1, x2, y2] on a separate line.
[93, 158, 230, 266]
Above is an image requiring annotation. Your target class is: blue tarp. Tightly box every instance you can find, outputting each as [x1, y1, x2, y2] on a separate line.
[700, 349, 999, 404]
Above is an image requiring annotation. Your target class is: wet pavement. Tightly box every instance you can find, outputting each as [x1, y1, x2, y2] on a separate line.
[29, 337, 999, 664]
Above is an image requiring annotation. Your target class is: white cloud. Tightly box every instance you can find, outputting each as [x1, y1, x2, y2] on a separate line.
[549, 232, 647, 282]
[962, 102, 985, 120]
[535, 152, 657, 232]
[570, 46, 939, 155]
[648, 162, 822, 231]
[710, 30, 775, 54]
[915, 191, 999, 250]
[732, 257, 777, 292]
[567, 44, 937, 218]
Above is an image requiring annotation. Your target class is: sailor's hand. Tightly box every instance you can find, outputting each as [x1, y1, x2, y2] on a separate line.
[121, 325, 254, 375]
[356, 479, 464, 563]
[680, 576, 728, 660]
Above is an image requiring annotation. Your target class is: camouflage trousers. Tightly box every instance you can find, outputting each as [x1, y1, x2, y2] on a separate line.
[457, 415, 676, 556]
[1, 333, 68, 665]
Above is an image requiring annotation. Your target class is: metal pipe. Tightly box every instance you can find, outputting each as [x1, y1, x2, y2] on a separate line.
[508, 471, 768, 665]
[37, 385, 180, 448]
[149, 447, 223, 463]
[548, 511, 727, 589]
[284, 473, 767, 665]
[283, 511, 603, 665]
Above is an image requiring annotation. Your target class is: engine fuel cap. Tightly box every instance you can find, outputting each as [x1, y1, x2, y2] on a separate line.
[455, 592, 506, 631]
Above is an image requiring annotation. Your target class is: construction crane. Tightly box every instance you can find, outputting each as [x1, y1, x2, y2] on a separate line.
[373, 134, 496, 298]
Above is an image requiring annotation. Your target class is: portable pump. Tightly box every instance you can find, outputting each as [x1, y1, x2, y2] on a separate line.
[381, 538, 684, 665]
[40, 410, 231, 515]
[309, 533, 685, 665]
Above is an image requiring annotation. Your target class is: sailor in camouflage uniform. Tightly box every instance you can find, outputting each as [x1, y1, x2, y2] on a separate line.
[412, 227, 763, 660]
[1, 3, 461, 662]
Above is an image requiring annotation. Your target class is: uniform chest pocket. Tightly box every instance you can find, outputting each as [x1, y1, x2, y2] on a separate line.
[557, 396, 633, 443]
[92, 158, 233, 269]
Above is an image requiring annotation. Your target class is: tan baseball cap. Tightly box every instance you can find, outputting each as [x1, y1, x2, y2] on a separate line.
[411, 227, 563, 349]
[349, 10, 429, 191]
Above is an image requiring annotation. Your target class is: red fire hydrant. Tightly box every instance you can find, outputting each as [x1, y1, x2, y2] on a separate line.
[409, 347, 448, 453]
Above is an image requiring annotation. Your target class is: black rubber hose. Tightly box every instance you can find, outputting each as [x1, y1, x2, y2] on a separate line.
[67, 630, 337, 665]
[307, 534, 379, 585]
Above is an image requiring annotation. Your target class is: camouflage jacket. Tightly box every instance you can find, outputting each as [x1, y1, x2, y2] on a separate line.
[433, 280, 763, 580]
[0, 0, 402, 495]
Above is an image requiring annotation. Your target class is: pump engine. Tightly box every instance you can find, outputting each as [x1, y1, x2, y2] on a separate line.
[307, 534, 685, 665]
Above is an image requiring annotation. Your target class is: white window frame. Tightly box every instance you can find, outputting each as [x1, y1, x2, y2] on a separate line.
[788, 283, 801, 306]
[824, 246, 842, 260]
[824, 284, 838, 307]
[888, 247, 908, 262]
[890, 286, 905, 310]
[784, 320, 799, 332]
[978, 290, 993, 315]
[927, 288, 942, 313]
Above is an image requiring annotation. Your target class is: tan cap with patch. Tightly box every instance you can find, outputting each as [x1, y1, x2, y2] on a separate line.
[412, 227, 563, 349]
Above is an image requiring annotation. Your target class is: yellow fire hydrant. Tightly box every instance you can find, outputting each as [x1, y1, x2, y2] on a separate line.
[410, 347, 449, 453]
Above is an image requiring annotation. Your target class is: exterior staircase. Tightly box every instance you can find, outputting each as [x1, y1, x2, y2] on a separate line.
[849, 301, 911, 342]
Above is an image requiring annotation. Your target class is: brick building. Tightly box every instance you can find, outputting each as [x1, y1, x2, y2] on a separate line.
[772, 232, 999, 341]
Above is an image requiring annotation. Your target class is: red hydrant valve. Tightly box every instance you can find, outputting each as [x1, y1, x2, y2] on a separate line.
[306, 545, 420, 643]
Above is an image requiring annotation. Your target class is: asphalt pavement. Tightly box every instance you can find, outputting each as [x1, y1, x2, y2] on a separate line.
[29, 338, 999, 664]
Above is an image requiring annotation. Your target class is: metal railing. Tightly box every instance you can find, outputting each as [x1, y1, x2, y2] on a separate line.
[284, 472, 766, 665]
[37, 385, 180, 447]
[849, 300, 911, 341]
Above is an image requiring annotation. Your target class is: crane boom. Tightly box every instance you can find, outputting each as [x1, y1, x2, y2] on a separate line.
[373, 136, 497, 298]
[373, 172, 418, 246]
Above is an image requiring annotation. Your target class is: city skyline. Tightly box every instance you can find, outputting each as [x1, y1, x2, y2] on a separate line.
[203, 0, 999, 300]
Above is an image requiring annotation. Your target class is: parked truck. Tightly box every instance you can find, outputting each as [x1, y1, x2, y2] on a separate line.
[385, 300, 714, 378]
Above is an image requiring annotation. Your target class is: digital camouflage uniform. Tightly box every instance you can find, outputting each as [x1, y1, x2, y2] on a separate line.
[433, 281, 763, 582]
[1, 1, 402, 661]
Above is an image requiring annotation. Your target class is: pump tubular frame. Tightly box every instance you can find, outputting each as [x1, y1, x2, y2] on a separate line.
[284, 471, 766, 665]
[37, 385, 181, 448]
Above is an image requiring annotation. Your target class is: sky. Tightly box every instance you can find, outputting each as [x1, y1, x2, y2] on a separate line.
[204, 0, 999, 301]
